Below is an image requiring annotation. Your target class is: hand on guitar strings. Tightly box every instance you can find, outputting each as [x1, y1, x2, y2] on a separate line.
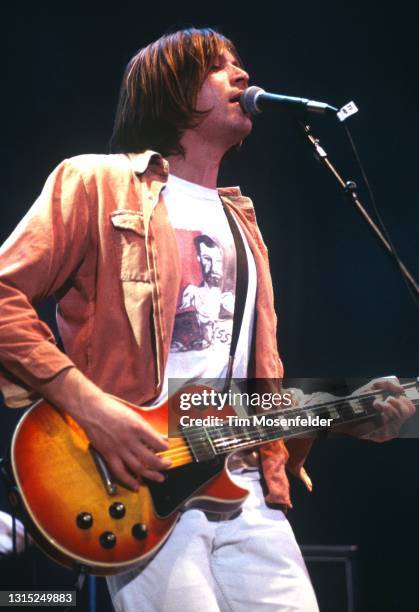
[336, 377, 415, 442]
[80, 393, 172, 490]
[35, 368, 172, 491]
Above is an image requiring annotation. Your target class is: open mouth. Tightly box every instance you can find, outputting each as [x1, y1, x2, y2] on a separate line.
[229, 94, 242, 104]
[229, 95, 252, 119]
[228, 92, 252, 119]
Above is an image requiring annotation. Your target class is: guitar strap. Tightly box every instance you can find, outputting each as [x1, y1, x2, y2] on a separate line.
[222, 203, 249, 390]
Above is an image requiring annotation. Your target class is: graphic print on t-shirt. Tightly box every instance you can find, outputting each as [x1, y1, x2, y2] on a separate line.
[171, 228, 236, 353]
[146, 173, 256, 407]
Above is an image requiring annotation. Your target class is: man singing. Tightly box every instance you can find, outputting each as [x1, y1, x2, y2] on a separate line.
[0, 28, 414, 611]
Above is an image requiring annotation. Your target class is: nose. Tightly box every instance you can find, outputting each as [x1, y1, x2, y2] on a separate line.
[230, 64, 250, 88]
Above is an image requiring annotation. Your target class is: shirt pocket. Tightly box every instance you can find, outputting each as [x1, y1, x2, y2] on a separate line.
[110, 210, 149, 282]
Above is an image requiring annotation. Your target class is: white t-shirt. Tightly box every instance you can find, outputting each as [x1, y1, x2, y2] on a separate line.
[150, 173, 257, 405]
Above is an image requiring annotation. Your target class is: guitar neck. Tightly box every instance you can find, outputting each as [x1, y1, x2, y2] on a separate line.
[182, 381, 419, 461]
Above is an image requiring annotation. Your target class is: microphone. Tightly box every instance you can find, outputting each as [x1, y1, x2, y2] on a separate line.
[240, 86, 338, 117]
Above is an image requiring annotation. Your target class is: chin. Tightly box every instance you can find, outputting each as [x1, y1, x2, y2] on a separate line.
[238, 114, 253, 136]
[233, 121, 253, 146]
[227, 115, 252, 141]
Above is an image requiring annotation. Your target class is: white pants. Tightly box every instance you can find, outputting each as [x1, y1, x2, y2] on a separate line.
[107, 472, 319, 612]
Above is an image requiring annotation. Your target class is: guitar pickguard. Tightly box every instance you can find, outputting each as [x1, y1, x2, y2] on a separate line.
[148, 456, 225, 518]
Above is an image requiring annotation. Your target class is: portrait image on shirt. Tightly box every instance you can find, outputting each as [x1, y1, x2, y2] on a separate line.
[171, 229, 236, 353]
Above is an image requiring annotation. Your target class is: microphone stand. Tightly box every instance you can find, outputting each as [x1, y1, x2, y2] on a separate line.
[298, 121, 419, 299]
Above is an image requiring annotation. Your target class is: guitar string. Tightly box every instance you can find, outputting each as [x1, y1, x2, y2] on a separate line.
[160, 396, 419, 463]
[166, 394, 419, 456]
[162, 400, 360, 460]
[164, 406, 358, 461]
[168, 391, 411, 447]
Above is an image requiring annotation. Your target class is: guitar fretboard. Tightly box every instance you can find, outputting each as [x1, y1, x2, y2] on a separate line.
[182, 382, 419, 462]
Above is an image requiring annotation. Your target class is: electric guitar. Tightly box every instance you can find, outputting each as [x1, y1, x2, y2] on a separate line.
[8, 380, 419, 575]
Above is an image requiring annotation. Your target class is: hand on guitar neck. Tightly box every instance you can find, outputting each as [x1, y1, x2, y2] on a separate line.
[33, 368, 172, 490]
[334, 377, 416, 442]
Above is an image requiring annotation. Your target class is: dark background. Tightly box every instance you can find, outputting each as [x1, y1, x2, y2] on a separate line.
[1, 4, 418, 611]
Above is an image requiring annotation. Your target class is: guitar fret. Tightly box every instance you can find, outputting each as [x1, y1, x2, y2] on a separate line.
[349, 399, 366, 415]
[326, 406, 340, 420]
[256, 423, 264, 440]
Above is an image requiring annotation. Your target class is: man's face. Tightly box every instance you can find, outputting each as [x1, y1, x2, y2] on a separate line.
[194, 50, 252, 150]
[198, 242, 223, 287]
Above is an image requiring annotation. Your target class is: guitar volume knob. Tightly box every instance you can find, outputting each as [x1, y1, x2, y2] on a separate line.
[76, 512, 93, 529]
[109, 502, 126, 519]
[99, 531, 117, 549]
[132, 523, 148, 540]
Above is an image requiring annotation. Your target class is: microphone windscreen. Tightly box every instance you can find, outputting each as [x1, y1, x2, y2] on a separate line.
[240, 86, 265, 114]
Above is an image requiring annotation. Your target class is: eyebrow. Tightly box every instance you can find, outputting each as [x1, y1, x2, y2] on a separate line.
[218, 53, 241, 68]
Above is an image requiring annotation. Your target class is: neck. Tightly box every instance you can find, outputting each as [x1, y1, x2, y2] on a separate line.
[166, 134, 226, 189]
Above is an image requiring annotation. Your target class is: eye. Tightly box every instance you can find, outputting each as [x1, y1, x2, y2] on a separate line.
[210, 64, 221, 72]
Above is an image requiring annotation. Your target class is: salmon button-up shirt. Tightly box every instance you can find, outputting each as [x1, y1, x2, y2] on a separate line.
[0, 151, 313, 509]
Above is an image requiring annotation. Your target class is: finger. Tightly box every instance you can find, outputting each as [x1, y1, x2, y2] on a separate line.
[137, 445, 172, 470]
[387, 396, 416, 419]
[373, 400, 400, 424]
[369, 399, 408, 441]
[133, 420, 170, 451]
[140, 467, 167, 483]
[121, 450, 169, 484]
[372, 378, 404, 395]
[107, 456, 140, 491]
[374, 397, 414, 423]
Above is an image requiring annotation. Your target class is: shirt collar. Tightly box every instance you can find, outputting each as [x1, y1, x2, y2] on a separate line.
[127, 151, 169, 176]
[127, 150, 249, 205]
